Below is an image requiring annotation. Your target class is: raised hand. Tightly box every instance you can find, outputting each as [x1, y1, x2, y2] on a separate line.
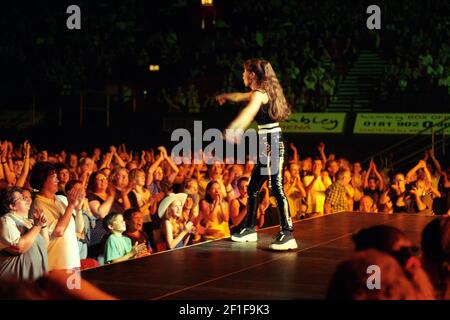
[157, 146, 167, 158]
[317, 142, 325, 153]
[22, 140, 30, 158]
[418, 160, 427, 168]
[184, 221, 194, 233]
[33, 208, 47, 227]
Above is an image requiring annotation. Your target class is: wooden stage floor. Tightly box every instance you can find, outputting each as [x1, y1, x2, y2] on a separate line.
[82, 212, 435, 300]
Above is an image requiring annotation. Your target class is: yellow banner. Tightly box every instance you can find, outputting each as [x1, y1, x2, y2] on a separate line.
[353, 113, 450, 134]
[250, 113, 346, 133]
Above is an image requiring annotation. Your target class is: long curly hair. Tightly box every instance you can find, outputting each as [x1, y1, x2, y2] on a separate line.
[244, 58, 291, 121]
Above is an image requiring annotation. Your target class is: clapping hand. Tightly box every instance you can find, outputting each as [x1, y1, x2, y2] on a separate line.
[33, 208, 47, 228]
[131, 242, 147, 257]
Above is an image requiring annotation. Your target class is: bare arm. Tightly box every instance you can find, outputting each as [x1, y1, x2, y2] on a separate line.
[99, 152, 113, 170]
[289, 143, 299, 164]
[363, 161, 373, 189]
[16, 141, 30, 188]
[146, 153, 164, 186]
[317, 142, 327, 166]
[1, 143, 15, 186]
[428, 149, 442, 174]
[52, 187, 82, 238]
[164, 220, 192, 250]
[216, 92, 252, 104]
[226, 91, 265, 131]
[371, 162, 385, 191]
[406, 161, 423, 183]
[160, 147, 179, 185]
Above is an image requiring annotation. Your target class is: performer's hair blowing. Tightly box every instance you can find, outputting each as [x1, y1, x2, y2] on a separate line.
[243, 58, 291, 121]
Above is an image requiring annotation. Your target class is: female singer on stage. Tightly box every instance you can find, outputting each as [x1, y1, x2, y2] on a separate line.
[216, 58, 297, 250]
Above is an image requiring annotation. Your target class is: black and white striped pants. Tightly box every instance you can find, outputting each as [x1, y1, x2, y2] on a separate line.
[244, 123, 293, 231]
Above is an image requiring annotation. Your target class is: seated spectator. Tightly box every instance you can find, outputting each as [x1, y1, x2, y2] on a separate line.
[200, 181, 231, 240]
[103, 212, 146, 264]
[109, 167, 132, 213]
[55, 164, 70, 196]
[123, 208, 152, 255]
[128, 168, 155, 235]
[230, 177, 249, 234]
[159, 193, 195, 250]
[0, 187, 48, 280]
[359, 195, 377, 213]
[391, 173, 408, 213]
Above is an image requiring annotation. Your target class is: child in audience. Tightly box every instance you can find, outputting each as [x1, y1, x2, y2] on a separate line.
[103, 212, 147, 264]
[123, 208, 152, 255]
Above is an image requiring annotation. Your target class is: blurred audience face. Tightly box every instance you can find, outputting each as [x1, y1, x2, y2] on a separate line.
[368, 178, 377, 190]
[57, 168, 70, 184]
[327, 249, 421, 300]
[94, 173, 108, 193]
[13, 160, 24, 175]
[69, 154, 78, 169]
[43, 172, 59, 194]
[359, 196, 374, 212]
[153, 167, 163, 182]
[207, 182, 221, 202]
[168, 200, 183, 219]
[237, 179, 249, 197]
[108, 214, 126, 233]
[327, 160, 339, 177]
[125, 211, 144, 233]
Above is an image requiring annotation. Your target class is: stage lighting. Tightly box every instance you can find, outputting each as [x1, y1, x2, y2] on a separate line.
[201, 0, 213, 6]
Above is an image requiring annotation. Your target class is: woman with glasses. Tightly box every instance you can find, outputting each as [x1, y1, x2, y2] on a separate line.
[0, 187, 49, 280]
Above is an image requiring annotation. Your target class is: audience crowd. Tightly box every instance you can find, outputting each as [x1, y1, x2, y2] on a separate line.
[0, 139, 447, 300]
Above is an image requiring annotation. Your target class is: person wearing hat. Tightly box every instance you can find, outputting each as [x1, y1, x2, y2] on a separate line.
[159, 193, 195, 250]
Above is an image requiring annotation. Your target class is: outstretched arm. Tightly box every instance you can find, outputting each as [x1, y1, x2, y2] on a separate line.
[226, 91, 264, 131]
[216, 92, 252, 105]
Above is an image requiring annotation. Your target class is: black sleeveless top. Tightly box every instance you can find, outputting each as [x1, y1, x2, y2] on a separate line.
[252, 89, 273, 125]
